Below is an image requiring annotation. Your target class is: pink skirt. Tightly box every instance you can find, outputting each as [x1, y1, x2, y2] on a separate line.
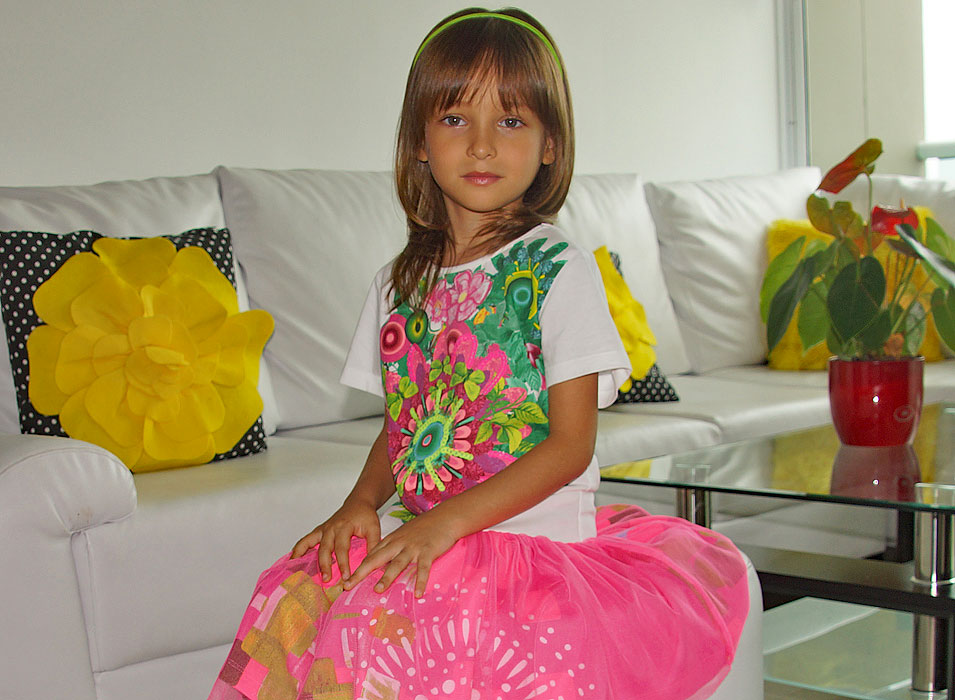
[208, 505, 749, 700]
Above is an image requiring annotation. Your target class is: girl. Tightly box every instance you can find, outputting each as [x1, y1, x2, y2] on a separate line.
[209, 8, 749, 699]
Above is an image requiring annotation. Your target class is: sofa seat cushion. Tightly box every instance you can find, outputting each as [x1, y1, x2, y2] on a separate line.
[277, 415, 383, 445]
[709, 361, 955, 403]
[607, 374, 831, 443]
[72, 436, 367, 673]
[594, 410, 720, 465]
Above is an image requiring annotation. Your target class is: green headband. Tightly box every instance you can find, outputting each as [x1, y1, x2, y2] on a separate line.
[412, 12, 563, 78]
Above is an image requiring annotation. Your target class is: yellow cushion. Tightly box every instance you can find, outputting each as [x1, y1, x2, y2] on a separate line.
[593, 246, 656, 386]
[766, 208, 945, 369]
[26, 235, 273, 472]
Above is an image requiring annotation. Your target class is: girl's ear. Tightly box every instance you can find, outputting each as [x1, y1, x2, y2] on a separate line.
[541, 136, 556, 166]
[417, 144, 429, 163]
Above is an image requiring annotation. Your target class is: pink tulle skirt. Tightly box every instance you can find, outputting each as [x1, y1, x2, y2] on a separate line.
[208, 505, 749, 700]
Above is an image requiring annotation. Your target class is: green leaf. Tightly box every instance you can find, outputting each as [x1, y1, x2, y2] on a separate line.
[807, 194, 833, 235]
[857, 309, 892, 355]
[766, 257, 816, 351]
[926, 218, 955, 261]
[796, 281, 828, 351]
[514, 401, 547, 425]
[895, 300, 926, 356]
[760, 236, 806, 323]
[885, 237, 918, 258]
[897, 224, 955, 289]
[932, 287, 955, 353]
[827, 256, 885, 344]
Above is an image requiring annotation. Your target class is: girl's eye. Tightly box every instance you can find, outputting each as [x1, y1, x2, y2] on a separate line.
[501, 117, 524, 128]
[440, 115, 464, 127]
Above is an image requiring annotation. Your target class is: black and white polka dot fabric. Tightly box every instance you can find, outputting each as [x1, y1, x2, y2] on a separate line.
[0, 227, 266, 463]
[615, 363, 680, 404]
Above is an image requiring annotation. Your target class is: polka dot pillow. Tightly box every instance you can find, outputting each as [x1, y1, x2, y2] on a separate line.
[0, 228, 271, 472]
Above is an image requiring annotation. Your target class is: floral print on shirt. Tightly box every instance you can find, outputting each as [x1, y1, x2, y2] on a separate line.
[382, 236, 568, 514]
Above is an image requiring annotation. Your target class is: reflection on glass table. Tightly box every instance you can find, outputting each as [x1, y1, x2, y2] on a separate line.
[600, 402, 955, 698]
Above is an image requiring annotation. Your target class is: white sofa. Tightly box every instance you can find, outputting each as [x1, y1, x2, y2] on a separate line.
[2, 166, 954, 700]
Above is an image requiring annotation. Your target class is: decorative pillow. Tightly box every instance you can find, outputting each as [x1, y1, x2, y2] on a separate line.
[764, 208, 947, 370]
[0, 228, 274, 472]
[593, 247, 679, 404]
[645, 167, 822, 373]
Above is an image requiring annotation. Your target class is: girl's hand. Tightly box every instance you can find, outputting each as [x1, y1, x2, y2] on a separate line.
[344, 513, 458, 598]
[291, 500, 381, 582]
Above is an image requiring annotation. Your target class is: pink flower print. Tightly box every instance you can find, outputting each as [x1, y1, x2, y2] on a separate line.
[380, 314, 409, 362]
[425, 270, 492, 325]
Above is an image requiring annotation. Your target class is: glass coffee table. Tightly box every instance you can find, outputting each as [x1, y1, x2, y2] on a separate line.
[600, 402, 955, 698]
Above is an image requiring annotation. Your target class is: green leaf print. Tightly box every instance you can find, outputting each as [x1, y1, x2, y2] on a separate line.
[476, 421, 495, 444]
[464, 380, 481, 401]
[398, 376, 418, 399]
[515, 401, 547, 424]
[387, 394, 403, 421]
[503, 425, 523, 453]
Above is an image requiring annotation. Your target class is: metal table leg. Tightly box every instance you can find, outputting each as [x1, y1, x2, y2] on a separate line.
[912, 501, 955, 695]
[671, 463, 712, 528]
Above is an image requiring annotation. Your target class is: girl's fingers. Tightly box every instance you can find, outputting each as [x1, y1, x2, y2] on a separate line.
[344, 540, 395, 589]
[292, 529, 320, 559]
[317, 531, 335, 581]
[374, 554, 414, 593]
[335, 533, 353, 581]
[414, 558, 433, 598]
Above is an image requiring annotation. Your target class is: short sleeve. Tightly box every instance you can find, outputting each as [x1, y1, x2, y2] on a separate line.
[340, 266, 389, 397]
[540, 245, 631, 408]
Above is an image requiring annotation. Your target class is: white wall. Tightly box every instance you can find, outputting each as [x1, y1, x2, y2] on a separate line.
[1, 0, 782, 187]
[806, 0, 924, 176]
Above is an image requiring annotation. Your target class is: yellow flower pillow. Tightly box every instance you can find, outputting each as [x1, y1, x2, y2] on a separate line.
[765, 209, 947, 370]
[0, 228, 274, 471]
[593, 246, 679, 403]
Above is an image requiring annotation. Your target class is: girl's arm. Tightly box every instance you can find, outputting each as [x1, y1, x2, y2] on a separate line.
[345, 372, 598, 596]
[291, 416, 396, 581]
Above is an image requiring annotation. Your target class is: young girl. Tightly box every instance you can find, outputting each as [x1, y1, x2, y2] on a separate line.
[209, 9, 749, 699]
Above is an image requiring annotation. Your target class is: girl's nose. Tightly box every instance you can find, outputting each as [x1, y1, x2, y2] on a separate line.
[467, 126, 495, 159]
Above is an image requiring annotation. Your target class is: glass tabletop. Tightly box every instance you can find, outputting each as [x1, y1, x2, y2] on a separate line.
[600, 402, 955, 513]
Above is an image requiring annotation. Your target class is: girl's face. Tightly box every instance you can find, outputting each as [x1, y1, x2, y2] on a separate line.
[418, 82, 555, 239]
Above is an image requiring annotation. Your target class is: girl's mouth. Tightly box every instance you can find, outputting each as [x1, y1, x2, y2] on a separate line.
[463, 172, 501, 185]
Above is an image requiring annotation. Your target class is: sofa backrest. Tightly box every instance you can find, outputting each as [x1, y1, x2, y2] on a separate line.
[0, 174, 284, 436]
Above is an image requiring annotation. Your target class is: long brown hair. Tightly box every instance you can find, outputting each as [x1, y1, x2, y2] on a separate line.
[391, 7, 574, 307]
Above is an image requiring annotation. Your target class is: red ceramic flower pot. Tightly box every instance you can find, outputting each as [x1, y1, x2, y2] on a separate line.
[828, 356, 924, 446]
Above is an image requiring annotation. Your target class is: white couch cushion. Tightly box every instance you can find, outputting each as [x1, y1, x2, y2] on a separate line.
[646, 167, 821, 373]
[607, 373, 831, 443]
[0, 174, 279, 435]
[709, 361, 955, 404]
[217, 168, 406, 430]
[557, 174, 691, 375]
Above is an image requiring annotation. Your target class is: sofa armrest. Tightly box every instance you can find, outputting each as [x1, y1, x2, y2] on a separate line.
[0, 434, 136, 700]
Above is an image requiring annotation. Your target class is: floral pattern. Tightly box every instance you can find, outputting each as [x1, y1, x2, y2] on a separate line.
[382, 236, 566, 513]
[26, 237, 273, 471]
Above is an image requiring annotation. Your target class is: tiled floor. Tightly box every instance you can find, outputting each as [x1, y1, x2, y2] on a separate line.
[760, 598, 915, 699]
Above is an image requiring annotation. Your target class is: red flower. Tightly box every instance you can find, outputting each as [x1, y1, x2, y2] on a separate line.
[818, 138, 883, 194]
[871, 205, 918, 237]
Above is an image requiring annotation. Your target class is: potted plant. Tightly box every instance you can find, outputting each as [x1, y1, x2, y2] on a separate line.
[761, 138, 955, 445]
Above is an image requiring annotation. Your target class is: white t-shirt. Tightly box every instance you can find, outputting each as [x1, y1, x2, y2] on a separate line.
[341, 224, 630, 541]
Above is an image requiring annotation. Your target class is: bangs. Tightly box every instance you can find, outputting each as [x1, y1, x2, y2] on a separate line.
[413, 23, 556, 122]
